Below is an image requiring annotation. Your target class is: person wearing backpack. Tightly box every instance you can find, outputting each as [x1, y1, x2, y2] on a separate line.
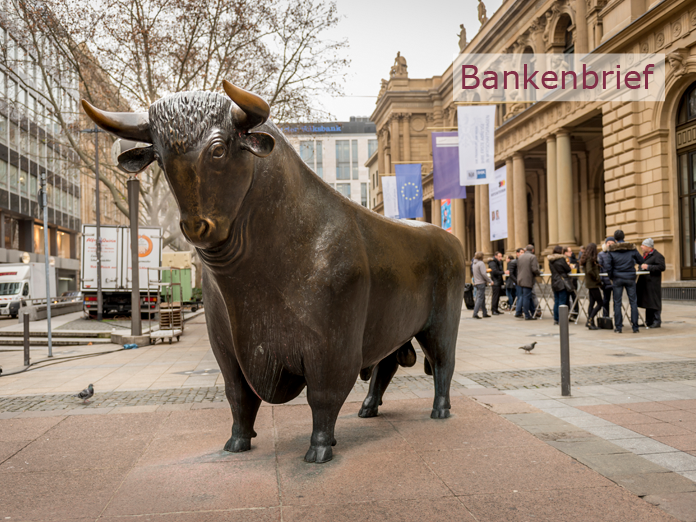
[548, 245, 572, 325]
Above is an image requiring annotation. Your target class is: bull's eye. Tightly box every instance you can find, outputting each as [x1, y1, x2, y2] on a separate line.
[210, 142, 227, 160]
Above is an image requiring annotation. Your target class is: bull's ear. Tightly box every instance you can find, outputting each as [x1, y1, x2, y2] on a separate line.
[240, 132, 275, 158]
[117, 146, 156, 173]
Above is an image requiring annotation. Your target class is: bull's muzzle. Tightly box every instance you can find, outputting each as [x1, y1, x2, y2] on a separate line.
[180, 217, 216, 245]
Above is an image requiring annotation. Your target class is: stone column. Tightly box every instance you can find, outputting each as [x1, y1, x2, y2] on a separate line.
[479, 183, 492, 256]
[432, 199, 441, 227]
[402, 114, 411, 162]
[546, 135, 558, 248]
[578, 151, 589, 246]
[575, 0, 589, 55]
[513, 153, 528, 247]
[556, 131, 575, 246]
[453, 198, 465, 249]
[390, 116, 400, 172]
[505, 157, 515, 254]
[378, 130, 387, 176]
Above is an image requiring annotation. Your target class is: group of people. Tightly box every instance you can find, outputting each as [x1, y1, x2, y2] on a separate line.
[470, 230, 666, 333]
[471, 245, 541, 320]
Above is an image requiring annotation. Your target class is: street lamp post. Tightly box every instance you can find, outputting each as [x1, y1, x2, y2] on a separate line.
[127, 176, 142, 336]
[81, 126, 104, 321]
[38, 172, 53, 357]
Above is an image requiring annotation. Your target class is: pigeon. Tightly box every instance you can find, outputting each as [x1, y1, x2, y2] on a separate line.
[73, 384, 94, 403]
[518, 342, 537, 355]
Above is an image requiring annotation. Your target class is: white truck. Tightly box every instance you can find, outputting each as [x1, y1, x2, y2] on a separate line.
[81, 225, 162, 316]
[0, 263, 57, 318]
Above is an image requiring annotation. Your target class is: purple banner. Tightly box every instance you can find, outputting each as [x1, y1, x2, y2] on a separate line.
[432, 132, 467, 200]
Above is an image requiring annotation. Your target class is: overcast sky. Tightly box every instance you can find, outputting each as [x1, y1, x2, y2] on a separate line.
[316, 0, 504, 121]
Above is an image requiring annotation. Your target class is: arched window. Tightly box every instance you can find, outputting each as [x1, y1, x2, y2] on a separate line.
[676, 82, 696, 279]
[522, 46, 536, 102]
[677, 83, 696, 125]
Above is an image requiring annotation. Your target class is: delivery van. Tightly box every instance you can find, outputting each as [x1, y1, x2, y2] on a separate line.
[0, 263, 57, 318]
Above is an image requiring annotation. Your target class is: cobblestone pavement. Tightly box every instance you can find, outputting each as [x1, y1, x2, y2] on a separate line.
[3, 360, 696, 412]
[463, 360, 696, 390]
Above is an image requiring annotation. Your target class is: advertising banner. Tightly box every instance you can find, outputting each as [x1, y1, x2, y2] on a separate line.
[432, 132, 466, 199]
[382, 176, 399, 218]
[457, 105, 496, 186]
[441, 199, 452, 233]
[489, 165, 508, 241]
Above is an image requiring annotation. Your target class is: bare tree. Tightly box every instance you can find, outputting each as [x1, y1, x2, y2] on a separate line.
[1, 0, 348, 247]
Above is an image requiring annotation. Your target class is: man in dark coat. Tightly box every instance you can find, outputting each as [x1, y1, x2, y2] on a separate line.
[505, 254, 517, 311]
[488, 252, 504, 315]
[607, 230, 644, 333]
[597, 237, 615, 317]
[517, 245, 540, 320]
[637, 238, 666, 328]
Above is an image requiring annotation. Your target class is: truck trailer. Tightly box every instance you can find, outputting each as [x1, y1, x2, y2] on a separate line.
[0, 263, 57, 318]
[81, 225, 162, 316]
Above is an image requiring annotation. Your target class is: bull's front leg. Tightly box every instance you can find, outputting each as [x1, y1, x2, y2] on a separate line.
[203, 276, 261, 453]
[222, 355, 262, 452]
[304, 353, 361, 464]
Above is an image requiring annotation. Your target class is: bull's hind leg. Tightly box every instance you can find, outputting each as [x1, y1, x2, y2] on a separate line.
[415, 322, 457, 419]
[358, 350, 399, 418]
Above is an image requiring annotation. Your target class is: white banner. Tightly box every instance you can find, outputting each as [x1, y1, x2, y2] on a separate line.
[489, 165, 508, 241]
[382, 176, 399, 218]
[457, 105, 496, 186]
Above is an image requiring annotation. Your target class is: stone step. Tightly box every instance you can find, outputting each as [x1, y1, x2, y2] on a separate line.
[0, 330, 112, 339]
[0, 337, 113, 346]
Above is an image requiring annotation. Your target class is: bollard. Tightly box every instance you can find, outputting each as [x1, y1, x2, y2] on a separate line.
[23, 313, 30, 367]
[559, 304, 571, 396]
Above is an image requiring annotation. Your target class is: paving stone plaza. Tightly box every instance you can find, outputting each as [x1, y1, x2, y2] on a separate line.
[0, 302, 695, 521]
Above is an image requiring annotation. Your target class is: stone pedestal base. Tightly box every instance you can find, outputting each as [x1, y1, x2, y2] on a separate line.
[111, 333, 151, 347]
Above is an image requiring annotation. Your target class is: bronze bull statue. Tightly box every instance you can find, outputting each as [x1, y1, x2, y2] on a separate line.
[82, 82, 466, 463]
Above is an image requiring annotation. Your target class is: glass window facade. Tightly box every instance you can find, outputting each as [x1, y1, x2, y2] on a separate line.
[300, 141, 315, 168]
[336, 183, 351, 199]
[351, 140, 358, 180]
[316, 141, 323, 178]
[361, 183, 368, 207]
[336, 140, 350, 180]
[368, 139, 378, 158]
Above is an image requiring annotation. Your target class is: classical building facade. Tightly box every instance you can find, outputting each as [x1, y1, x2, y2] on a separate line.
[371, 0, 696, 284]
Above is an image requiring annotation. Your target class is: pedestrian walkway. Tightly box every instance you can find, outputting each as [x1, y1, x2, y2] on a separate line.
[1, 301, 696, 520]
[0, 397, 682, 521]
[0, 302, 693, 396]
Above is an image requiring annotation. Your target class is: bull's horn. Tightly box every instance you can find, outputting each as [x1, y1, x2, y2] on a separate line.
[81, 100, 152, 143]
[222, 80, 270, 130]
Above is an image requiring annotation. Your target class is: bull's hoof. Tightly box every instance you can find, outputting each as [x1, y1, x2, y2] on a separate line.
[359, 396, 379, 418]
[431, 396, 451, 419]
[430, 408, 451, 419]
[358, 405, 379, 418]
[224, 436, 252, 453]
[304, 445, 333, 463]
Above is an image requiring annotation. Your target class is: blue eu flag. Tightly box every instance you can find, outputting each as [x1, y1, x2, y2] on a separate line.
[395, 164, 423, 219]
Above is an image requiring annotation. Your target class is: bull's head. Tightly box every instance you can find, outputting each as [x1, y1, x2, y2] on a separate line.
[82, 81, 275, 249]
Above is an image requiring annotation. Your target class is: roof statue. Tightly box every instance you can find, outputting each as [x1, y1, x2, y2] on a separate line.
[390, 52, 408, 78]
[478, 0, 488, 26]
[458, 24, 467, 52]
